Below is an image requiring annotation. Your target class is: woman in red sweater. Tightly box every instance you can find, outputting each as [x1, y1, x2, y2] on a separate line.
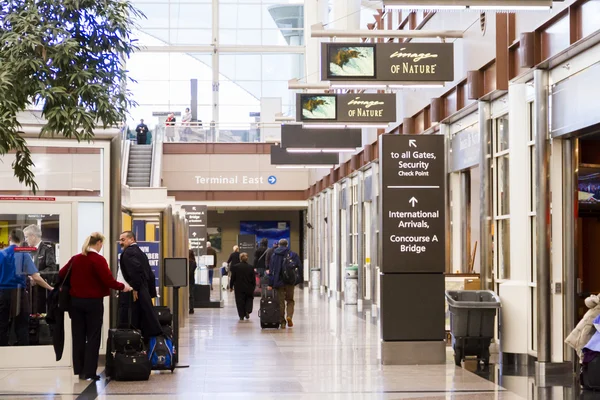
[59, 232, 132, 381]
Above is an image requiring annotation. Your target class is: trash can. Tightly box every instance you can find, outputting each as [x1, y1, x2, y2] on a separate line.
[310, 268, 321, 290]
[344, 265, 359, 305]
[445, 290, 501, 367]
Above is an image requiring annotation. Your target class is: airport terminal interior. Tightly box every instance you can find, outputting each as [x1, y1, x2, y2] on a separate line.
[3, 0, 600, 399]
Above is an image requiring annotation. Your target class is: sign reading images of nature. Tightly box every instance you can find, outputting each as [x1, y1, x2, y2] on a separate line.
[301, 94, 337, 121]
[327, 44, 376, 79]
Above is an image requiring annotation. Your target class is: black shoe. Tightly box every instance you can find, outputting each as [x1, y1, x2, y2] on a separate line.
[189, 309, 194, 314]
[240, 317, 244, 321]
[80, 374, 100, 381]
[245, 313, 250, 319]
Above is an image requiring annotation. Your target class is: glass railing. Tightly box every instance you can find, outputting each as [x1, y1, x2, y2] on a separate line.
[123, 122, 284, 144]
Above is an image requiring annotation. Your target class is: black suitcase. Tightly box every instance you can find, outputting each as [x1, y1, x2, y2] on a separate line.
[259, 288, 280, 329]
[581, 356, 600, 390]
[154, 306, 173, 326]
[162, 325, 173, 339]
[105, 328, 145, 379]
[112, 351, 151, 381]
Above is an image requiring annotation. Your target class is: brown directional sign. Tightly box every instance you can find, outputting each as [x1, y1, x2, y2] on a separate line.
[322, 42, 454, 82]
[182, 205, 207, 255]
[379, 134, 446, 273]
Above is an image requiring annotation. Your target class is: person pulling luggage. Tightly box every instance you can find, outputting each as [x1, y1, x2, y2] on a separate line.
[229, 253, 256, 321]
[267, 239, 302, 329]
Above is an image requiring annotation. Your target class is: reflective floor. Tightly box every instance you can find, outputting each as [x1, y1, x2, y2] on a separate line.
[0, 288, 593, 399]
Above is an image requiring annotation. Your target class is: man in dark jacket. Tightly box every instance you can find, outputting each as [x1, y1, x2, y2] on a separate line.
[253, 238, 268, 277]
[135, 119, 149, 145]
[24, 224, 57, 313]
[206, 242, 217, 289]
[268, 239, 302, 329]
[118, 231, 162, 339]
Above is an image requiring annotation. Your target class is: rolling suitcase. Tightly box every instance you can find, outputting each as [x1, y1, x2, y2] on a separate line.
[105, 328, 146, 379]
[259, 288, 280, 329]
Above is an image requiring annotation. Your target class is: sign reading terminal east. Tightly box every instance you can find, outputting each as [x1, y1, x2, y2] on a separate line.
[379, 134, 446, 274]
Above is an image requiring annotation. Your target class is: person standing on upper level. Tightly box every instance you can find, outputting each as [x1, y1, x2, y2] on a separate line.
[135, 119, 149, 145]
[165, 113, 176, 142]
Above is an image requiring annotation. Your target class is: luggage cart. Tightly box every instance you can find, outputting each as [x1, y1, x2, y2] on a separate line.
[445, 290, 501, 367]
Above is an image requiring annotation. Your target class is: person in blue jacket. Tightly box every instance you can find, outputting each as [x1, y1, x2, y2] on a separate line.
[0, 229, 53, 346]
[267, 239, 302, 329]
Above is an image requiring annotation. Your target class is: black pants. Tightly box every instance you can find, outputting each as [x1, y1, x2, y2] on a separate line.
[234, 290, 253, 319]
[0, 289, 29, 346]
[70, 297, 103, 377]
[189, 275, 195, 311]
[137, 133, 147, 145]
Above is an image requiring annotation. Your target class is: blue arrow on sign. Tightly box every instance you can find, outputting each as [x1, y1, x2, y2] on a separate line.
[268, 175, 277, 185]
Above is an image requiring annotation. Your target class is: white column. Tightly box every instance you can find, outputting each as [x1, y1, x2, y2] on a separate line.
[501, 82, 529, 356]
[212, 0, 219, 139]
[303, 0, 328, 84]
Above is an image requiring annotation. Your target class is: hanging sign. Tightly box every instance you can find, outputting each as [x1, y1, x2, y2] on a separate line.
[296, 93, 396, 123]
[321, 42, 454, 82]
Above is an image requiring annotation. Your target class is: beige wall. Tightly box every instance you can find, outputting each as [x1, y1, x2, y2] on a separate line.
[0, 153, 102, 191]
[207, 210, 302, 267]
[162, 154, 310, 191]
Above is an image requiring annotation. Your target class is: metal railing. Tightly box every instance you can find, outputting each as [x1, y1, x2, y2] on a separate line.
[153, 121, 284, 144]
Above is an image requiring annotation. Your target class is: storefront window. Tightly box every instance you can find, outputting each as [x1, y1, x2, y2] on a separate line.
[0, 214, 61, 347]
[493, 115, 510, 280]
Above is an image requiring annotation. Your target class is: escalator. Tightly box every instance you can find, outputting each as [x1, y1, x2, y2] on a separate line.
[127, 144, 153, 187]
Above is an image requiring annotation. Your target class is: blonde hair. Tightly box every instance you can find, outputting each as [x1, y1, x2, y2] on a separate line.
[240, 252, 248, 263]
[82, 232, 105, 255]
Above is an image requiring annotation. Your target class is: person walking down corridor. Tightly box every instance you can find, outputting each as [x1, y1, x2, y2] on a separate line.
[229, 253, 256, 321]
[254, 238, 268, 277]
[189, 250, 196, 314]
[206, 242, 217, 289]
[268, 239, 302, 329]
[59, 232, 132, 381]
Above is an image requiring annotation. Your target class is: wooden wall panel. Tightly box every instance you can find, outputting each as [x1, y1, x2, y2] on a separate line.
[541, 16, 570, 61]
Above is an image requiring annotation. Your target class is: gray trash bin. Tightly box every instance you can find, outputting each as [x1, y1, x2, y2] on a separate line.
[310, 268, 321, 290]
[445, 290, 501, 367]
[344, 265, 358, 305]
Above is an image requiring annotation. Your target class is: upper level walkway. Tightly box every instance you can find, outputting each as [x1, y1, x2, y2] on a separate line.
[0, 289, 578, 399]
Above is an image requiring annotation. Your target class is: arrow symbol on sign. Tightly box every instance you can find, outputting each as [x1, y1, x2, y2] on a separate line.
[409, 197, 418, 207]
[192, 232, 197, 237]
[409, 140, 417, 148]
[192, 206, 197, 211]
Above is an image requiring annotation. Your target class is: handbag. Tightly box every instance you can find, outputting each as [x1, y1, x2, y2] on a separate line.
[58, 260, 73, 311]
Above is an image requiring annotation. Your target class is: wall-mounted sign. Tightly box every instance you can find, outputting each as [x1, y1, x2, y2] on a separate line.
[379, 134, 446, 273]
[297, 93, 397, 123]
[321, 42, 454, 82]
[450, 125, 480, 172]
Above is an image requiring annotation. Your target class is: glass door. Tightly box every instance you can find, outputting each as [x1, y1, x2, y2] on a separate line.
[0, 202, 73, 368]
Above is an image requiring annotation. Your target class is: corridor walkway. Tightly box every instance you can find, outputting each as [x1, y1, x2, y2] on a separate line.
[0, 289, 554, 399]
[99, 289, 522, 399]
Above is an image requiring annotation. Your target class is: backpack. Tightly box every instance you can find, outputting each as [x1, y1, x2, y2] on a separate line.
[280, 252, 299, 286]
[148, 334, 175, 371]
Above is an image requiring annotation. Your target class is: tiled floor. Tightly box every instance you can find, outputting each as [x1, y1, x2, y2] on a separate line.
[0, 288, 586, 399]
